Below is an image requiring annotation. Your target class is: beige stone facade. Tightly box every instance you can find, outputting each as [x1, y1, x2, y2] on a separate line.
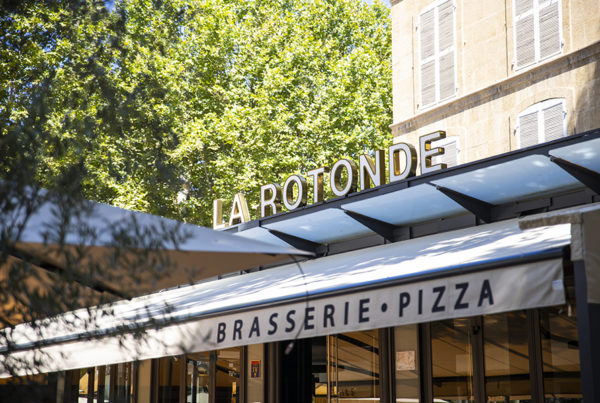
[391, 0, 600, 170]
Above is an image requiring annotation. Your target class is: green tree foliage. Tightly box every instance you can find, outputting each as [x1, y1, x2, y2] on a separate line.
[1, 0, 391, 226]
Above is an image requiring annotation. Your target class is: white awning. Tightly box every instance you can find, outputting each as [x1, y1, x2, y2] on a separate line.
[1, 219, 571, 377]
[1, 189, 313, 325]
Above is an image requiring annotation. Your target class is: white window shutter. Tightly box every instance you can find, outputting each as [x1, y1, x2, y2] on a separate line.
[543, 102, 565, 141]
[421, 60, 437, 107]
[437, 1, 455, 101]
[539, 1, 561, 59]
[518, 98, 565, 147]
[515, 0, 533, 15]
[432, 137, 459, 167]
[519, 112, 539, 148]
[442, 140, 458, 167]
[420, 10, 435, 60]
[439, 53, 455, 100]
[437, 1, 454, 51]
[444, 140, 458, 167]
[419, 1, 456, 108]
[420, 9, 436, 107]
[514, 0, 562, 70]
[515, 14, 536, 67]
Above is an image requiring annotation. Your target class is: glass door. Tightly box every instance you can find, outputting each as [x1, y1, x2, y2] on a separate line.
[186, 352, 210, 403]
[431, 318, 475, 403]
[328, 330, 380, 402]
[215, 348, 241, 403]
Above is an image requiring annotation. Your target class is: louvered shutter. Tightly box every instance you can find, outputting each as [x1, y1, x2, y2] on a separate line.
[515, 0, 533, 15]
[438, 53, 455, 101]
[519, 112, 539, 148]
[421, 61, 437, 106]
[438, 1, 455, 100]
[543, 102, 565, 141]
[443, 140, 459, 167]
[420, 9, 436, 107]
[438, 1, 454, 51]
[539, 1, 561, 59]
[515, 14, 535, 67]
[420, 9, 435, 59]
[432, 138, 459, 167]
[514, 0, 562, 70]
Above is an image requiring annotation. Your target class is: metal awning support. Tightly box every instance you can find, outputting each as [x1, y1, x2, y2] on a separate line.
[434, 185, 495, 222]
[342, 209, 398, 242]
[267, 229, 325, 256]
[550, 156, 600, 194]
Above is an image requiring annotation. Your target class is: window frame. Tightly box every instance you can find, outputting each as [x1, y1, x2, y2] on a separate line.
[389, 304, 581, 402]
[432, 135, 460, 167]
[516, 98, 566, 148]
[513, 0, 564, 71]
[418, 0, 457, 110]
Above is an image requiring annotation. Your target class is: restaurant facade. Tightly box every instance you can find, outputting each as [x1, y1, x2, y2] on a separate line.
[2, 130, 599, 402]
[2, 0, 600, 402]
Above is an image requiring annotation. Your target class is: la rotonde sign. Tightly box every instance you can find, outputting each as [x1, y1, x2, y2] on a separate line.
[213, 131, 448, 229]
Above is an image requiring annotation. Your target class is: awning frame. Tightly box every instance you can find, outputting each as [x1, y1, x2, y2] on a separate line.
[231, 129, 600, 254]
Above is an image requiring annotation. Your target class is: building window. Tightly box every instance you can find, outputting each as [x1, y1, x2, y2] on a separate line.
[517, 98, 566, 148]
[186, 353, 210, 403]
[60, 363, 137, 403]
[483, 311, 532, 401]
[431, 318, 475, 402]
[540, 305, 582, 400]
[432, 136, 460, 168]
[328, 330, 380, 401]
[514, 0, 562, 70]
[157, 357, 183, 403]
[215, 348, 241, 403]
[418, 0, 456, 109]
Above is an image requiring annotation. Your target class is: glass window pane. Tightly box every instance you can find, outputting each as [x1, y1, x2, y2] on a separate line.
[394, 324, 421, 401]
[215, 347, 241, 403]
[431, 318, 474, 402]
[187, 352, 210, 403]
[104, 365, 112, 402]
[78, 368, 90, 401]
[114, 362, 134, 403]
[540, 305, 582, 402]
[94, 366, 106, 403]
[329, 329, 380, 402]
[313, 337, 328, 403]
[0, 374, 53, 402]
[157, 357, 181, 403]
[484, 311, 532, 402]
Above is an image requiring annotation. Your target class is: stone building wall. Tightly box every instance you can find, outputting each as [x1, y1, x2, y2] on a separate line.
[391, 0, 600, 171]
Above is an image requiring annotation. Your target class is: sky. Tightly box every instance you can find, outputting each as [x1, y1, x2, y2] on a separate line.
[364, 0, 392, 7]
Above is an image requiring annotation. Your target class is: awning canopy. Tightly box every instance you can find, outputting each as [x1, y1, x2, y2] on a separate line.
[2, 191, 313, 302]
[235, 134, 600, 247]
[1, 218, 571, 377]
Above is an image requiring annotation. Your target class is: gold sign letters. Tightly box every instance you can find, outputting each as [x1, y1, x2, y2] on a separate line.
[213, 131, 447, 228]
